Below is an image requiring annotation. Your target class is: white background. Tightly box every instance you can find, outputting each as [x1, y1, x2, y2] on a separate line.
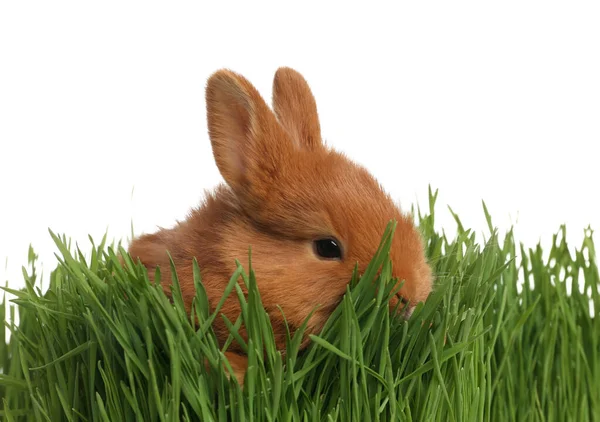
[1, 2, 599, 297]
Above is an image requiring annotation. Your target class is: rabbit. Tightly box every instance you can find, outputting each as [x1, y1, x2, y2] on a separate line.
[127, 67, 433, 385]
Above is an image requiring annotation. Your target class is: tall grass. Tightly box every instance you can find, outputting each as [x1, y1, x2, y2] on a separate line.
[1, 189, 598, 421]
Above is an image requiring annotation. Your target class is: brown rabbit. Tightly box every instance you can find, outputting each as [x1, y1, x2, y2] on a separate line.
[128, 67, 432, 385]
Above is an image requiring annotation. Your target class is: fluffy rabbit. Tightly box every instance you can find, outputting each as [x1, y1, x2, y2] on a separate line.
[128, 67, 432, 384]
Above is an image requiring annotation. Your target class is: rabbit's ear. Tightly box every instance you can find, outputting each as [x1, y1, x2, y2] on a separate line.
[206, 69, 291, 197]
[272, 67, 323, 150]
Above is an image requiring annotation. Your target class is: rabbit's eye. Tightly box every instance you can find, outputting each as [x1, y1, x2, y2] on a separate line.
[313, 238, 342, 260]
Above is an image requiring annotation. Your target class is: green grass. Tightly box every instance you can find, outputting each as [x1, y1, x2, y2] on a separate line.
[1, 188, 598, 421]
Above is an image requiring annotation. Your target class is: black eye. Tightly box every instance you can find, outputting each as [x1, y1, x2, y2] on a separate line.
[313, 238, 343, 260]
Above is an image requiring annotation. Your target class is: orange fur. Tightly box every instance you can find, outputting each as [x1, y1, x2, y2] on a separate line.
[128, 67, 433, 384]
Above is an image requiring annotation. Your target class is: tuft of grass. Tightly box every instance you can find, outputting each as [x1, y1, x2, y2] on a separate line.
[1, 189, 599, 421]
